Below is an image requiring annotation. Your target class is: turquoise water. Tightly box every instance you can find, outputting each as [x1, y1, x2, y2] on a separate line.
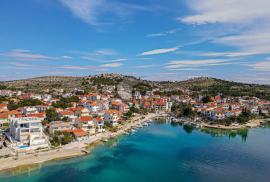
[1, 120, 270, 182]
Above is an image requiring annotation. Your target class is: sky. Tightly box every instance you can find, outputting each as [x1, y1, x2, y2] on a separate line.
[1, 0, 270, 84]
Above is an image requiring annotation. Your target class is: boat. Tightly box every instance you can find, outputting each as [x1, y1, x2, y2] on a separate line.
[142, 122, 148, 126]
[102, 139, 108, 142]
[130, 129, 137, 133]
[124, 132, 129, 135]
[147, 120, 153, 123]
[110, 137, 115, 139]
[137, 125, 143, 128]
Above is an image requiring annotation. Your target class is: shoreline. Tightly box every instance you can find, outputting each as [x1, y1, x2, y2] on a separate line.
[0, 113, 161, 172]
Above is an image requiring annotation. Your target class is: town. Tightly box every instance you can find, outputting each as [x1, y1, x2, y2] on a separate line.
[0, 77, 269, 163]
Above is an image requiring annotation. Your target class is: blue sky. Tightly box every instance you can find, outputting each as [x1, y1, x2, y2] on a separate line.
[1, 0, 270, 84]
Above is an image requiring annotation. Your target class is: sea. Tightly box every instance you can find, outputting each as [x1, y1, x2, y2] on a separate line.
[1, 119, 270, 182]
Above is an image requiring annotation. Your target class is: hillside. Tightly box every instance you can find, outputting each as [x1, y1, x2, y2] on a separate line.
[0, 74, 269, 99]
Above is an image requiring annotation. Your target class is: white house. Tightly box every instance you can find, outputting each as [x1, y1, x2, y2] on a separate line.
[103, 111, 119, 127]
[22, 106, 39, 115]
[9, 117, 49, 149]
[85, 104, 100, 113]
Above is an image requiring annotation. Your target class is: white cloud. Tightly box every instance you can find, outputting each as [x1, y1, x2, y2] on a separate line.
[138, 47, 180, 56]
[201, 51, 262, 57]
[100, 63, 123, 68]
[247, 61, 270, 71]
[179, 0, 270, 57]
[165, 59, 235, 69]
[147, 28, 181, 37]
[135, 65, 155, 68]
[45, 72, 71, 75]
[0, 51, 58, 60]
[106, 59, 126, 62]
[61, 56, 73, 59]
[179, 0, 270, 25]
[59, 0, 149, 27]
[13, 49, 32, 52]
[169, 68, 204, 71]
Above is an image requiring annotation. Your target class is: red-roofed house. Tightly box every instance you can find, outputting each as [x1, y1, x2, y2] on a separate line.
[93, 118, 105, 132]
[60, 129, 89, 141]
[75, 116, 95, 134]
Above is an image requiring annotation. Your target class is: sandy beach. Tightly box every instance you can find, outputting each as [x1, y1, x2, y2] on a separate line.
[0, 113, 162, 171]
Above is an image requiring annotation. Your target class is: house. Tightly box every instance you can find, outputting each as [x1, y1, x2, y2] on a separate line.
[97, 102, 109, 110]
[70, 88, 77, 94]
[60, 129, 89, 142]
[93, 118, 105, 132]
[75, 116, 95, 134]
[0, 104, 8, 110]
[260, 108, 269, 114]
[104, 111, 119, 126]
[89, 93, 100, 101]
[211, 111, 225, 120]
[27, 113, 46, 120]
[49, 121, 72, 134]
[42, 88, 49, 92]
[116, 103, 129, 113]
[56, 88, 64, 93]
[75, 107, 90, 117]
[0, 113, 8, 127]
[58, 111, 75, 118]
[7, 110, 21, 119]
[9, 117, 49, 149]
[22, 106, 39, 115]
[246, 107, 259, 115]
[42, 94, 52, 101]
[153, 102, 168, 112]
[133, 91, 141, 100]
[85, 104, 100, 113]
[35, 105, 50, 113]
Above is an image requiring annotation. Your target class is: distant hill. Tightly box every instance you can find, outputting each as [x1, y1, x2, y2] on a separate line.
[0, 74, 269, 99]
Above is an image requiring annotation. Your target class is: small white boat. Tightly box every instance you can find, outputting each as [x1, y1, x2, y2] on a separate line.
[130, 129, 137, 133]
[124, 132, 129, 135]
[147, 120, 153, 123]
[137, 125, 143, 128]
[142, 122, 148, 126]
[102, 139, 108, 142]
[195, 126, 200, 128]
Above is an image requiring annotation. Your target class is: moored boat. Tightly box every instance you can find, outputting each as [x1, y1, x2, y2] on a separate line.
[102, 139, 108, 142]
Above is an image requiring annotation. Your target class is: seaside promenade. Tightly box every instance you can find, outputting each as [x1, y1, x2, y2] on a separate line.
[0, 113, 160, 171]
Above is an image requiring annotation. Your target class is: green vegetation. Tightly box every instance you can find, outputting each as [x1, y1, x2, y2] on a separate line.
[51, 131, 74, 146]
[52, 96, 79, 109]
[46, 108, 61, 122]
[172, 103, 196, 118]
[90, 76, 123, 86]
[154, 90, 184, 97]
[133, 83, 152, 95]
[202, 96, 212, 103]
[7, 99, 44, 110]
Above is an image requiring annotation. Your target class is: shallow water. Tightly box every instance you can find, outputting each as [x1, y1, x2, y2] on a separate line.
[1, 120, 270, 182]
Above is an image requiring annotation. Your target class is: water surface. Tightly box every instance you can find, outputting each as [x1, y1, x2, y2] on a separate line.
[1, 120, 270, 182]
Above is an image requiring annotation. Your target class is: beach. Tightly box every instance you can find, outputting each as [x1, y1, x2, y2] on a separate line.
[0, 113, 161, 171]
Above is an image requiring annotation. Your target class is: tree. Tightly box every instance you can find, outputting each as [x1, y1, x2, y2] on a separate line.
[202, 96, 212, 103]
[46, 108, 58, 122]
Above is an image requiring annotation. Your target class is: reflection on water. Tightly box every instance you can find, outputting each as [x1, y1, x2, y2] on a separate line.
[199, 128, 249, 142]
[183, 125, 195, 134]
[153, 117, 168, 125]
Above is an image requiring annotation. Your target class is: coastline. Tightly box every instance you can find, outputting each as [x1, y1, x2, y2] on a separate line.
[0, 113, 161, 172]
